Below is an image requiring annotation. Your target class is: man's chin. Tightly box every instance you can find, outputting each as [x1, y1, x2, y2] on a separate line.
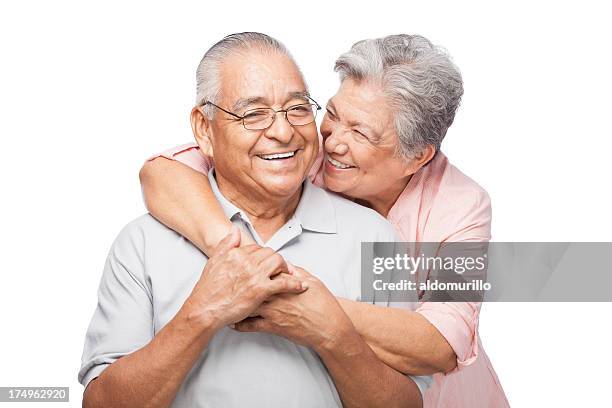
[255, 175, 305, 198]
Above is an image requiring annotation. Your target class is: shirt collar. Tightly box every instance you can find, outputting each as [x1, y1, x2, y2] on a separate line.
[207, 169, 245, 221]
[207, 169, 336, 234]
[293, 179, 336, 234]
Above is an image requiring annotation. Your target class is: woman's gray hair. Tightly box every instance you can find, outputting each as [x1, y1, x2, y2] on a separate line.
[334, 34, 463, 158]
[195, 32, 298, 118]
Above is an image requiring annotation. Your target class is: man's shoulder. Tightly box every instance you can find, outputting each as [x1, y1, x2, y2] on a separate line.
[119, 213, 174, 236]
[318, 187, 397, 240]
[112, 214, 184, 253]
[324, 189, 386, 221]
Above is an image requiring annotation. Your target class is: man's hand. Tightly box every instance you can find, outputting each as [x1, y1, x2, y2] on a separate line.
[234, 263, 355, 351]
[180, 226, 308, 331]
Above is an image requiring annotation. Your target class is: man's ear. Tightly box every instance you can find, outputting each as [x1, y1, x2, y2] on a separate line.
[403, 144, 436, 177]
[191, 106, 214, 157]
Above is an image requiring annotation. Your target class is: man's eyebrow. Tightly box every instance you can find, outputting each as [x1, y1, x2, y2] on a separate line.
[231, 97, 267, 113]
[288, 91, 311, 103]
[230, 91, 310, 113]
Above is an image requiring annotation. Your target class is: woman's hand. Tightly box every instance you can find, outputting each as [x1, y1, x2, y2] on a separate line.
[234, 263, 355, 352]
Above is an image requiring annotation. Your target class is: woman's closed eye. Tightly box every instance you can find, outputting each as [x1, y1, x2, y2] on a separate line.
[353, 129, 371, 141]
[325, 108, 338, 120]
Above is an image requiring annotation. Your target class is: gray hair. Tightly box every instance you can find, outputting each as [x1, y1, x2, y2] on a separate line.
[334, 34, 463, 159]
[195, 32, 298, 118]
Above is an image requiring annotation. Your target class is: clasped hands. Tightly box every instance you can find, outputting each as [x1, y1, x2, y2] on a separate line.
[181, 226, 354, 352]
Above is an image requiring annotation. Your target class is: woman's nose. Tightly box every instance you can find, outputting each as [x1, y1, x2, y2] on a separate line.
[325, 131, 349, 155]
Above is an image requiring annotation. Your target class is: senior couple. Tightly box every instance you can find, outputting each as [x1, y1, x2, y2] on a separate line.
[79, 33, 509, 407]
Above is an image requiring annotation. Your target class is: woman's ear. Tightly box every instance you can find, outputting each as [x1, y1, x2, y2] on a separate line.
[403, 144, 436, 177]
[191, 106, 214, 157]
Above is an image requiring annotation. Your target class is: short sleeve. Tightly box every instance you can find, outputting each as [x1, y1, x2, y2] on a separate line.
[147, 142, 213, 175]
[78, 223, 154, 388]
[416, 301, 480, 371]
[410, 375, 433, 398]
[417, 188, 491, 372]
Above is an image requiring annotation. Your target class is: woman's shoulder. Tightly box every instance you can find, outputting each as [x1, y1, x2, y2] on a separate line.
[431, 151, 491, 210]
[395, 151, 492, 242]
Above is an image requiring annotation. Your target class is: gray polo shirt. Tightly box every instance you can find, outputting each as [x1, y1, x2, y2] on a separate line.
[79, 170, 431, 407]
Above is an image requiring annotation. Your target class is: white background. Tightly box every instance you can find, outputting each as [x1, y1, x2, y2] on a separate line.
[1, 1, 611, 406]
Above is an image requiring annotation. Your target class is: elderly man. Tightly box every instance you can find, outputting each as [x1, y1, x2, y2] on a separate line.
[79, 33, 430, 408]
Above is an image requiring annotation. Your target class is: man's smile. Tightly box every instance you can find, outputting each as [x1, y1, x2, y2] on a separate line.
[257, 150, 298, 160]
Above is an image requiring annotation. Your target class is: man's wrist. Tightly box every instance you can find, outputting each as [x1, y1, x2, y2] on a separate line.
[178, 302, 225, 336]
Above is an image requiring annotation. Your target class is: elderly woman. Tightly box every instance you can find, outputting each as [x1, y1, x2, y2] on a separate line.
[140, 34, 509, 407]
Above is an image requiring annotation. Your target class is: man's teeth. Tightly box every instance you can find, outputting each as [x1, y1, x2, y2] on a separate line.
[327, 156, 354, 169]
[259, 151, 296, 160]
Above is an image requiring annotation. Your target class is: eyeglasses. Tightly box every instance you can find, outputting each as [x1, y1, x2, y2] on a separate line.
[204, 97, 321, 130]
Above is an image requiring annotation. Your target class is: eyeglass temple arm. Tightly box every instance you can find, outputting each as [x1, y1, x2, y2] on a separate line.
[206, 98, 321, 117]
[204, 101, 244, 119]
[306, 95, 322, 110]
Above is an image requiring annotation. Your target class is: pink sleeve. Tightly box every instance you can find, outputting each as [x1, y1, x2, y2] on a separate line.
[147, 142, 213, 175]
[309, 151, 325, 188]
[308, 133, 326, 188]
[416, 301, 480, 371]
[416, 188, 492, 372]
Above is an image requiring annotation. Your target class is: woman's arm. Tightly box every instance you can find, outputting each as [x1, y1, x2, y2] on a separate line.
[140, 137, 325, 255]
[140, 157, 253, 255]
[139, 146, 456, 377]
[337, 298, 457, 376]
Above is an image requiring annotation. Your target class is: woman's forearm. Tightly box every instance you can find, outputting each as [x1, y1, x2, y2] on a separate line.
[139, 157, 235, 255]
[337, 298, 457, 375]
[317, 328, 423, 408]
[139, 156, 455, 377]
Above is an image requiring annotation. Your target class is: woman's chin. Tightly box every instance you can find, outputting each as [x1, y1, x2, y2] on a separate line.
[323, 171, 354, 195]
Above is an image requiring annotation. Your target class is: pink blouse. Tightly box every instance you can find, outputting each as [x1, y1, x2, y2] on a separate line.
[150, 142, 509, 407]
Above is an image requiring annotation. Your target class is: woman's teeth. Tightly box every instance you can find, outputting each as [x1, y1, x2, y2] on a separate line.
[327, 155, 354, 169]
[259, 151, 296, 160]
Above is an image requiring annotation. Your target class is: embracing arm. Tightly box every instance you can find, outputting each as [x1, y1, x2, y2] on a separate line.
[139, 139, 324, 255]
[140, 157, 252, 254]
[236, 267, 425, 408]
[139, 148, 458, 378]
[317, 322, 425, 408]
[337, 299, 457, 376]
[337, 180, 494, 377]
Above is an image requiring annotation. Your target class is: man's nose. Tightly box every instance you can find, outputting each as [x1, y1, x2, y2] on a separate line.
[324, 129, 349, 155]
[263, 112, 294, 144]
